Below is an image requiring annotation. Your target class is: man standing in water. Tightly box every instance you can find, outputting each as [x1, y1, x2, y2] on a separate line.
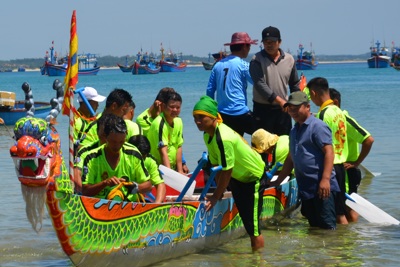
[193, 95, 266, 250]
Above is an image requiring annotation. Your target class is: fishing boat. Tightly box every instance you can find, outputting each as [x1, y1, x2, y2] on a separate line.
[132, 52, 161, 75]
[117, 56, 134, 73]
[390, 45, 400, 70]
[40, 42, 100, 76]
[202, 51, 228, 71]
[367, 40, 390, 68]
[159, 45, 187, 72]
[295, 44, 318, 70]
[0, 83, 53, 125]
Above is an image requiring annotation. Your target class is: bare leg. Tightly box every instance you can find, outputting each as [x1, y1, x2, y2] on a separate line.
[250, 235, 264, 251]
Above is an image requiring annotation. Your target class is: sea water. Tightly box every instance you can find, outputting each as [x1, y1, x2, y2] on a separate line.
[0, 64, 400, 266]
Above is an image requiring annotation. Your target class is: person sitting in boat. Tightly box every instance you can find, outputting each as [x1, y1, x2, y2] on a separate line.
[192, 95, 266, 251]
[74, 114, 109, 194]
[81, 114, 152, 201]
[147, 91, 187, 174]
[128, 135, 166, 203]
[123, 99, 143, 139]
[251, 128, 289, 174]
[73, 86, 106, 155]
[80, 88, 140, 147]
[136, 87, 189, 173]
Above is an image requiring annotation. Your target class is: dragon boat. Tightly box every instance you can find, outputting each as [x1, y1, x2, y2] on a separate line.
[10, 106, 300, 266]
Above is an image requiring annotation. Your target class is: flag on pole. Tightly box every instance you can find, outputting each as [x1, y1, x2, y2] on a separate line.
[62, 10, 79, 115]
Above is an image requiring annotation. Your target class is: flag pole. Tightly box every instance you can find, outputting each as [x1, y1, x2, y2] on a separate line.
[62, 10, 79, 188]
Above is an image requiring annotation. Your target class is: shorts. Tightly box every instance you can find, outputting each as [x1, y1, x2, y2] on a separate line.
[229, 177, 264, 237]
[220, 112, 254, 136]
[346, 167, 362, 194]
[301, 192, 337, 229]
[334, 164, 346, 216]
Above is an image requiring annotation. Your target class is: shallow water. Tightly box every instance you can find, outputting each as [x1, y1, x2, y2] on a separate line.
[0, 64, 399, 266]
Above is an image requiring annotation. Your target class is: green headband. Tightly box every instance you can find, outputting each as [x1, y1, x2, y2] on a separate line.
[193, 95, 218, 118]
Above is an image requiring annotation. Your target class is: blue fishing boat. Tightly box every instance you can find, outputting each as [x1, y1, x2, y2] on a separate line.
[367, 40, 390, 68]
[391, 45, 400, 70]
[117, 56, 134, 73]
[159, 45, 187, 72]
[40, 42, 100, 76]
[295, 44, 318, 70]
[132, 52, 160, 75]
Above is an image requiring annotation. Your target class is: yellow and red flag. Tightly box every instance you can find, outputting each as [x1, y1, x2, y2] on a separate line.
[62, 10, 79, 115]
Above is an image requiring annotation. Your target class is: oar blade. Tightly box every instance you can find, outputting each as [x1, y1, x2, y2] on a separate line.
[345, 193, 400, 225]
[359, 164, 381, 178]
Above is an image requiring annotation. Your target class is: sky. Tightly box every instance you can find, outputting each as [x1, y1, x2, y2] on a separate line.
[1, 0, 399, 60]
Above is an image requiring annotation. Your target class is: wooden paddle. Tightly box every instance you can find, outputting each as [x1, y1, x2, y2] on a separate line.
[345, 193, 399, 225]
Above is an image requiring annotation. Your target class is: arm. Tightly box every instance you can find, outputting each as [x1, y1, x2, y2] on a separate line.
[288, 63, 301, 93]
[345, 136, 374, 169]
[272, 152, 294, 187]
[154, 183, 166, 203]
[205, 168, 232, 212]
[137, 180, 152, 194]
[175, 146, 183, 173]
[319, 144, 334, 199]
[159, 145, 171, 168]
[82, 176, 126, 197]
[206, 69, 216, 99]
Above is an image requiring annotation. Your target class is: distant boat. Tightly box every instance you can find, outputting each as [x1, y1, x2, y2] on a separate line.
[117, 56, 134, 73]
[17, 67, 26, 72]
[202, 51, 228, 70]
[159, 45, 187, 72]
[132, 52, 160, 75]
[390, 45, 400, 69]
[367, 40, 390, 68]
[0, 89, 52, 125]
[295, 44, 318, 70]
[40, 41, 100, 76]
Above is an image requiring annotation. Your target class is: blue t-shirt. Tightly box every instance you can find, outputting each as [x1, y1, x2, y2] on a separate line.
[290, 115, 340, 200]
[206, 55, 253, 115]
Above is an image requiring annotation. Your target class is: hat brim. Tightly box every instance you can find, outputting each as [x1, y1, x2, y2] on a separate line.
[262, 37, 279, 42]
[224, 40, 258, 46]
[283, 101, 306, 108]
[78, 95, 106, 103]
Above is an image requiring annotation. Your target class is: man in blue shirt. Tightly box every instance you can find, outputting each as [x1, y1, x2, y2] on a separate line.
[206, 32, 258, 136]
[275, 91, 340, 229]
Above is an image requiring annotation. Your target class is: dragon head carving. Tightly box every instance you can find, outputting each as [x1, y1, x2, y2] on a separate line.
[10, 117, 63, 186]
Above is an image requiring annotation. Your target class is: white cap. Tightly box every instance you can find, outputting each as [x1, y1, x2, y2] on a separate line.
[77, 87, 106, 103]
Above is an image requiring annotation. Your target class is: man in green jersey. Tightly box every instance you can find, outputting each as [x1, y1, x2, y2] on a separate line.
[308, 77, 349, 224]
[81, 115, 151, 201]
[193, 95, 266, 250]
[330, 88, 374, 222]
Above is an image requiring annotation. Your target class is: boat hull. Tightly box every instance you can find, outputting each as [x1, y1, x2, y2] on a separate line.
[132, 63, 160, 74]
[43, 63, 100, 76]
[117, 64, 134, 73]
[159, 61, 187, 72]
[46, 178, 299, 267]
[296, 60, 318, 70]
[202, 62, 214, 70]
[0, 101, 52, 125]
[367, 56, 391, 68]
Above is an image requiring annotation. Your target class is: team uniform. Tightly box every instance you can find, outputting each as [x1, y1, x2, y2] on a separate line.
[206, 55, 253, 135]
[147, 113, 184, 170]
[81, 144, 149, 201]
[317, 99, 348, 217]
[204, 123, 265, 237]
[136, 108, 153, 137]
[344, 110, 371, 193]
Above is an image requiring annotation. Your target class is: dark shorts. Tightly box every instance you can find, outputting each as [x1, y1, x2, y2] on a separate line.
[346, 167, 362, 194]
[252, 102, 292, 136]
[301, 192, 337, 229]
[334, 164, 346, 216]
[220, 112, 254, 136]
[229, 177, 264, 237]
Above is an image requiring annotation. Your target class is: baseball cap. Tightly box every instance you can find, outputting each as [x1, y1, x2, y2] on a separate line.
[251, 129, 279, 154]
[262, 26, 281, 42]
[224, 32, 258, 46]
[77, 87, 106, 103]
[283, 91, 309, 107]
